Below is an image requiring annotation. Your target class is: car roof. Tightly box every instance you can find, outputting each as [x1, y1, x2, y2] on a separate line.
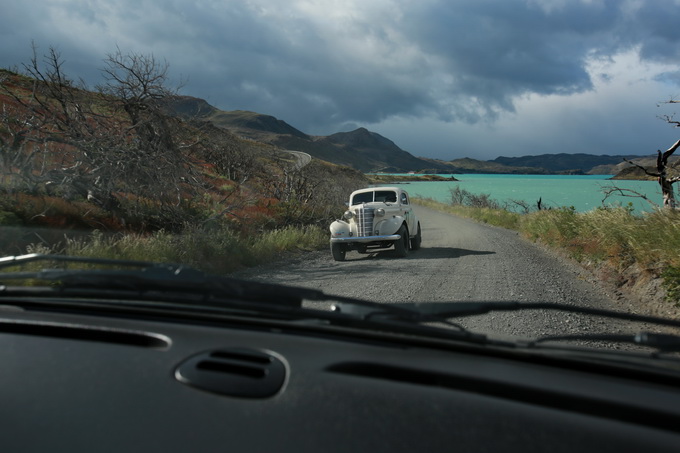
[350, 187, 405, 196]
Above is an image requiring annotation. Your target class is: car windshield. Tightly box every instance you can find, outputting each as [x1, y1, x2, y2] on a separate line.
[351, 190, 397, 205]
[351, 192, 375, 205]
[1, 1, 680, 362]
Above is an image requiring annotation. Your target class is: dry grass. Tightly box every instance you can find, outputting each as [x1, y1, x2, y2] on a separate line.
[416, 197, 680, 303]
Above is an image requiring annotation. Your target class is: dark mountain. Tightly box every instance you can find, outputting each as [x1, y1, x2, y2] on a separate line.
[162, 96, 309, 139]
[325, 127, 397, 149]
[492, 153, 643, 173]
[443, 158, 546, 174]
[208, 110, 310, 139]
[160, 95, 217, 118]
[163, 96, 649, 175]
[318, 128, 438, 172]
[163, 96, 450, 172]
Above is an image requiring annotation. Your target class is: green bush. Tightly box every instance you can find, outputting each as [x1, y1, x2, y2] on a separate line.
[662, 266, 680, 304]
[0, 211, 22, 226]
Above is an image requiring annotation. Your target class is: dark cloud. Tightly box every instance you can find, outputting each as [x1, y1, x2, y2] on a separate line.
[2, 0, 680, 159]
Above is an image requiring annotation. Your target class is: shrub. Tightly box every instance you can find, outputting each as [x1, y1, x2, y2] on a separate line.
[662, 266, 680, 304]
[0, 211, 22, 226]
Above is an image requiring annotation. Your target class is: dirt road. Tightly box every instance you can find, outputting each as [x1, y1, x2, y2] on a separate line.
[236, 204, 640, 339]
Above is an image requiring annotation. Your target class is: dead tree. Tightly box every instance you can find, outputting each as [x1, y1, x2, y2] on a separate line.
[0, 46, 100, 194]
[2, 45, 205, 229]
[624, 139, 680, 209]
[600, 185, 658, 209]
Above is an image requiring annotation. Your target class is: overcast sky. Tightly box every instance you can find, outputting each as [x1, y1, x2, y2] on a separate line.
[3, 0, 680, 160]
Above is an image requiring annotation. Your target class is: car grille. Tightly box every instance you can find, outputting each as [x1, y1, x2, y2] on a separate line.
[356, 207, 375, 236]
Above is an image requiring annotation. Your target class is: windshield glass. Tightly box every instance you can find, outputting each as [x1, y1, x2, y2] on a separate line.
[351, 192, 375, 205]
[1, 1, 680, 361]
[351, 190, 397, 205]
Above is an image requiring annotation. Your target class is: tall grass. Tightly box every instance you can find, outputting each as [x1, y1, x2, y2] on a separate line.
[0, 190, 331, 274]
[416, 197, 521, 229]
[415, 197, 680, 302]
[521, 207, 680, 271]
[60, 225, 328, 274]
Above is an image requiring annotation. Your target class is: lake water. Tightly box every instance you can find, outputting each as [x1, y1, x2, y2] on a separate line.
[386, 174, 663, 213]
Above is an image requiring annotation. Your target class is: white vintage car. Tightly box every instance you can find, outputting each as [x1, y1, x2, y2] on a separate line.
[329, 187, 421, 261]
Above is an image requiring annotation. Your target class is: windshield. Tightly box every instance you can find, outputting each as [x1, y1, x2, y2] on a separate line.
[1, 2, 680, 362]
[351, 190, 398, 205]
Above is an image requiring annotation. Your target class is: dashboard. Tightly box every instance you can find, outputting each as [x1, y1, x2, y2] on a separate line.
[1, 305, 679, 452]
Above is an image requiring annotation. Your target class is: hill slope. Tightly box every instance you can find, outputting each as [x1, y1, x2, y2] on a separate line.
[493, 153, 642, 173]
[162, 96, 452, 172]
[162, 96, 649, 175]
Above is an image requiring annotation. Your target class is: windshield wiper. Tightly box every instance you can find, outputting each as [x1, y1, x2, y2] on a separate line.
[332, 300, 680, 354]
[0, 254, 494, 345]
[4, 255, 680, 353]
[529, 332, 680, 353]
[0, 255, 449, 317]
[381, 301, 680, 329]
[0, 253, 332, 307]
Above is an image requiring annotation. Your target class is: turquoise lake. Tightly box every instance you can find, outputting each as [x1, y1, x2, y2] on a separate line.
[384, 174, 663, 213]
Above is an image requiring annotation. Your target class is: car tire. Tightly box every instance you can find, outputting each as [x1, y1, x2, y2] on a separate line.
[394, 224, 409, 257]
[331, 242, 346, 261]
[410, 223, 422, 251]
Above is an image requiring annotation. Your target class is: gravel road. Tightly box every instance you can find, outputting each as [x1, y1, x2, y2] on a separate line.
[236, 204, 652, 343]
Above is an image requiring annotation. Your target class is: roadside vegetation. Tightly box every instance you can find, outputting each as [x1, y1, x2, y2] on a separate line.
[0, 48, 364, 272]
[416, 190, 680, 304]
[3, 47, 679, 303]
[366, 174, 459, 183]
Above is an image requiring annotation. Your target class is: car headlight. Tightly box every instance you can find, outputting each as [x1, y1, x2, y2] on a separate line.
[343, 210, 354, 220]
[376, 208, 385, 217]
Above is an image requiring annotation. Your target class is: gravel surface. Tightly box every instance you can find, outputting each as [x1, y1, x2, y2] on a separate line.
[234, 205, 667, 346]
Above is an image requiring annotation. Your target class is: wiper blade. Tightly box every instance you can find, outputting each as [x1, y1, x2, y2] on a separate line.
[0, 253, 168, 270]
[333, 300, 680, 353]
[0, 254, 323, 307]
[0, 254, 495, 344]
[386, 301, 680, 329]
[530, 332, 680, 353]
[0, 254, 496, 346]
[0, 254, 434, 319]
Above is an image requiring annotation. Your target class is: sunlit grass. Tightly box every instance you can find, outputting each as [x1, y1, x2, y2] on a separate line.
[59, 224, 328, 274]
[415, 197, 521, 229]
[415, 197, 680, 303]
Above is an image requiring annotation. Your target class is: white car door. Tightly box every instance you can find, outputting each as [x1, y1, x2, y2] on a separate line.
[399, 191, 415, 234]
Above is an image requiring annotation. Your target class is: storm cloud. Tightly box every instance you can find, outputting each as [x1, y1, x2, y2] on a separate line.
[2, 0, 680, 159]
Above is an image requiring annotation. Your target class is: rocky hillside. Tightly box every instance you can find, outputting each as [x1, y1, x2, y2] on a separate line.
[608, 155, 680, 180]
[163, 96, 652, 175]
[164, 97, 447, 172]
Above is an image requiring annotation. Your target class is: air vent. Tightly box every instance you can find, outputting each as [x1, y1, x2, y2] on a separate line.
[175, 348, 286, 398]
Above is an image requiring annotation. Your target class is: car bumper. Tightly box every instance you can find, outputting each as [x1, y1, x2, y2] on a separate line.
[330, 234, 401, 243]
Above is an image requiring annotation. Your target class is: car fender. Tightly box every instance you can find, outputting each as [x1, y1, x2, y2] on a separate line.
[330, 219, 351, 239]
[377, 216, 405, 236]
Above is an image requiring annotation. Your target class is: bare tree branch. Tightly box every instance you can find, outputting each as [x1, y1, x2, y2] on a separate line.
[600, 185, 658, 209]
[622, 157, 659, 178]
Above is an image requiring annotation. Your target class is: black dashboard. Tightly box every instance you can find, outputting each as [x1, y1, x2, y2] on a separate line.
[1, 305, 679, 453]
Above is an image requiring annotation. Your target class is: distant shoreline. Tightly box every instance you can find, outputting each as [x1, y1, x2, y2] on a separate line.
[366, 174, 460, 183]
[368, 172, 653, 182]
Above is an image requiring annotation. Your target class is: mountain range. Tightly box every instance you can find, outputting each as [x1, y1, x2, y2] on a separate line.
[164, 96, 647, 175]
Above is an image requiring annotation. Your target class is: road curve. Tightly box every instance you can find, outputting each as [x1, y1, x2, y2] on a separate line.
[237, 204, 641, 339]
[284, 150, 312, 170]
